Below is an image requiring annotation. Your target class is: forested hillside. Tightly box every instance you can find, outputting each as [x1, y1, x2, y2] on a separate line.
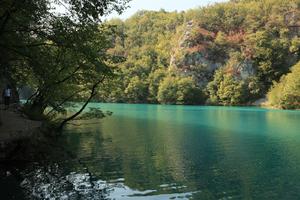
[99, 0, 300, 108]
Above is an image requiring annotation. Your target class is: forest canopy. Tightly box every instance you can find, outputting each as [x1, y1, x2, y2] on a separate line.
[98, 0, 300, 109]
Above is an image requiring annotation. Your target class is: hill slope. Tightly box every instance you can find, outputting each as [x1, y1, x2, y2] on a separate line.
[100, 0, 300, 108]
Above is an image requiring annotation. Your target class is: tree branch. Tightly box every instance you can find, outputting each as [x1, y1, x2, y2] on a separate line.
[45, 88, 86, 117]
[58, 75, 106, 130]
[0, 0, 19, 35]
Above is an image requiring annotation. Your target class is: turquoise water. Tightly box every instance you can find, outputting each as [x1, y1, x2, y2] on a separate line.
[6, 104, 300, 199]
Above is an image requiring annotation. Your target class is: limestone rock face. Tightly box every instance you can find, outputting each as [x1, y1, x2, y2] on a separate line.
[284, 9, 300, 37]
[169, 21, 257, 86]
[169, 21, 223, 86]
[237, 60, 256, 80]
[229, 59, 255, 80]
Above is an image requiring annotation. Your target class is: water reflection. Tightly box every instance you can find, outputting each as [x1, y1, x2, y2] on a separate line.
[17, 104, 300, 199]
[20, 164, 197, 200]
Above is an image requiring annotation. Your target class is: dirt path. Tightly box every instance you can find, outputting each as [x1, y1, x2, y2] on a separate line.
[0, 104, 73, 162]
[0, 105, 41, 143]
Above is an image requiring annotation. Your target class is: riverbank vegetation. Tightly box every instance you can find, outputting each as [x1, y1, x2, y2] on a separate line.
[267, 61, 300, 109]
[0, 0, 130, 128]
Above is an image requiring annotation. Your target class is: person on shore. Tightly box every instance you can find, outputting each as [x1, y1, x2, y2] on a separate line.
[2, 85, 12, 110]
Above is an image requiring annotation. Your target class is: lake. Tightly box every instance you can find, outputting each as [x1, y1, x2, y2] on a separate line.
[2, 104, 300, 199]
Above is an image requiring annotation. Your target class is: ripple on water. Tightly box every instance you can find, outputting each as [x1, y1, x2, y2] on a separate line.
[19, 164, 199, 200]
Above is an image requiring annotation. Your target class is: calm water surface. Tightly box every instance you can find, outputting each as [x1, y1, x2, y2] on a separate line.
[4, 104, 300, 199]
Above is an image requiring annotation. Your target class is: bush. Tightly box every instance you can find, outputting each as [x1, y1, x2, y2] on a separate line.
[124, 76, 148, 103]
[157, 76, 204, 105]
[157, 76, 179, 104]
[267, 62, 300, 109]
[207, 69, 249, 105]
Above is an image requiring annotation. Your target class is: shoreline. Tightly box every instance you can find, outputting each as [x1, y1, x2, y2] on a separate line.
[0, 104, 74, 162]
[0, 101, 298, 161]
[0, 105, 41, 160]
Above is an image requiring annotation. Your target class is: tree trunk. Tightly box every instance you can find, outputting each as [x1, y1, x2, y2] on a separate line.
[26, 96, 47, 120]
[57, 78, 105, 130]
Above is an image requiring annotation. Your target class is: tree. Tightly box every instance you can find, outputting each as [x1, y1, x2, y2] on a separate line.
[0, 0, 130, 128]
[125, 76, 148, 103]
[267, 61, 300, 109]
[207, 68, 247, 105]
[28, 0, 300, 109]
[157, 76, 178, 104]
[217, 74, 246, 105]
[245, 29, 292, 88]
[176, 77, 205, 105]
[157, 76, 204, 105]
[148, 69, 166, 103]
[290, 37, 300, 57]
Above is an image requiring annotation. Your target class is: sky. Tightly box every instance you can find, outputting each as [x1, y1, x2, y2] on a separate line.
[108, 0, 228, 19]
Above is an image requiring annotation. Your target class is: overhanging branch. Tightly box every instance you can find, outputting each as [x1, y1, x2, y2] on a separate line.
[58, 75, 106, 129]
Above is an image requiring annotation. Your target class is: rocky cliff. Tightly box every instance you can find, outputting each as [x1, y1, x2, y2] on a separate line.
[169, 20, 257, 87]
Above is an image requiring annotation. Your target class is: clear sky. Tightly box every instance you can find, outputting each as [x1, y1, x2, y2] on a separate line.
[109, 0, 228, 19]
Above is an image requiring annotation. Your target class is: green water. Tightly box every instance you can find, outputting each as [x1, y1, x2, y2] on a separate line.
[5, 104, 300, 199]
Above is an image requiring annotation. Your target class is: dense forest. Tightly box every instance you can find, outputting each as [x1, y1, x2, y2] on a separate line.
[97, 0, 300, 109]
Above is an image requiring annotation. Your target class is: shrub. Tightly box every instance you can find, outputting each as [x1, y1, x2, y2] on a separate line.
[267, 62, 300, 109]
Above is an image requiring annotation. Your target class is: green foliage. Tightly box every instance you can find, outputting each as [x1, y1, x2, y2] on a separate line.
[76, 108, 112, 120]
[157, 76, 179, 104]
[176, 77, 205, 105]
[101, 0, 300, 108]
[290, 37, 300, 56]
[217, 74, 246, 105]
[148, 69, 167, 103]
[245, 29, 291, 87]
[125, 76, 148, 103]
[4, 0, 300, 110]
[207, 69, 244, 105]
[207, 67, 263, 105]
[0, 0, 130, 125]
[267, 61, 300, 109]
[157, 76, 204, 105]
[245, 76, 263, 99]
